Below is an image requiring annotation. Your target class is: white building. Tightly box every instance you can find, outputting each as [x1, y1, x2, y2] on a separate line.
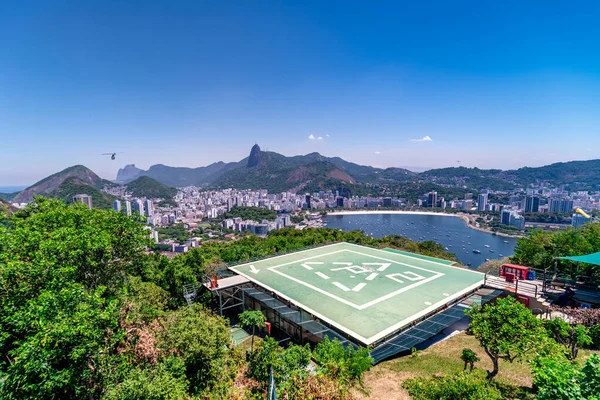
[145, 199, 154, 217]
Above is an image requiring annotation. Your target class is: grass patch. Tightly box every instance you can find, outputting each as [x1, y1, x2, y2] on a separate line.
[359, 332, 600, 400]
[360, 333, 537, 399]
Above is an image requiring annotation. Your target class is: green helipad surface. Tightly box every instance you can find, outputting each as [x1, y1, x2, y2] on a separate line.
[229, 242, 484, 345]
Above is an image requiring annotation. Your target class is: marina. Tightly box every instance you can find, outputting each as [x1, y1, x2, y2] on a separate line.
[324, 213, 517, 267]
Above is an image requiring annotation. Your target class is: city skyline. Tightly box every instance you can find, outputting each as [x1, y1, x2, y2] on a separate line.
[1, 1, 599, 185]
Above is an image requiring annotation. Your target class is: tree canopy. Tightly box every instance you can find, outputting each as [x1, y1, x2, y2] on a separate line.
[465, 296, 547, 380]
[221, 205, 277, 222]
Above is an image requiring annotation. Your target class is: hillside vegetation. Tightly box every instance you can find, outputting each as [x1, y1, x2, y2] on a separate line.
[125, 176, 177, 198]
[221, 206, 278, 222]
[53, 176, 117, 210]
[12, 165, 105, 203]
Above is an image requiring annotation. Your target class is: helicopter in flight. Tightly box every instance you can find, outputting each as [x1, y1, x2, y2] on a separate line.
[102, 152, 122, 160]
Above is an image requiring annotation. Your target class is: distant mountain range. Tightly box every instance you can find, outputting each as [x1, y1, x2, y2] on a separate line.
[116, 144, 416, 193]
[6, 166, 176, 210]
[3, 146, 600, 208]
[115, 144, 600, 193]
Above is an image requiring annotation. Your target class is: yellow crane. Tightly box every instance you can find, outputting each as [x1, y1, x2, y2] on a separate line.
[575, 208, 591, 219]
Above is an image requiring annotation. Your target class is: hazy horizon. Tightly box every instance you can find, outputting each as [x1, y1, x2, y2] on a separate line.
[1, 1, 599, 185]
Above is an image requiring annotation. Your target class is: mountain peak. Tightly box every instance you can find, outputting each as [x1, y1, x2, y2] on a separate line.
[247, 144, 263, 168]
[116, 164, 143, 183]
[12, 165, 104, 204]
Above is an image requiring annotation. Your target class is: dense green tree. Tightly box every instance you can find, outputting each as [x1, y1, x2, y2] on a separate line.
[511, 223, 600, 279]
[312, 336, 373, 390]
[157, 304, 232, 395]
[247, 336, 311, 388]
[545, 318, 592, 360]
[103, 358, 189, 400]
[465, 296, 547, 380]
[0, 198, 150, 399]
[532, 354, 600, 400]
[157, 223, 192, 242]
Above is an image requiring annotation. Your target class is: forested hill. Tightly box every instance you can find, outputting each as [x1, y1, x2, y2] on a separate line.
[53, 176, 116, 210]
[125, 176, 177, 199]
[10, 165, 118, 207]
[423, 159, 600, 190]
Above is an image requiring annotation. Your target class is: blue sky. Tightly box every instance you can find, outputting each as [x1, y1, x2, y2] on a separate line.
[1, 1, 599, 185]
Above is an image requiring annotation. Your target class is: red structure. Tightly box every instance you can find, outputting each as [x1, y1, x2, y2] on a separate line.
[500, 264, 529, 281]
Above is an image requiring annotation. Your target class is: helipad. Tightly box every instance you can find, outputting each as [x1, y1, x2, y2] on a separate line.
[229, 242, 484, 345]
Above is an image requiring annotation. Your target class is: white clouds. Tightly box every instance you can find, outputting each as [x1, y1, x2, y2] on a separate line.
[318, 136, 323, 140]
[308, 134, 316, 140]
[410, 135, 433, 142]
[374, 151, 381, 154]
[326, 134, 330, 137]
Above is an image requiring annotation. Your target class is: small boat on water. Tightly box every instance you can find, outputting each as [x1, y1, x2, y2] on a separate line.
[467, 242, 472, 245]
[503, 240, 509, 243]
[499, 254, 504, 257]
[473, 249, 481, 254]
[489, 249, 495, 253]
[445, 247, 449, 250]
[485, 258, 490, 261]
[484, 245, 490, 248]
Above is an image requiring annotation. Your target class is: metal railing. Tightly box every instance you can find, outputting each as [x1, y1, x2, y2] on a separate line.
[484, 273, 538, 298]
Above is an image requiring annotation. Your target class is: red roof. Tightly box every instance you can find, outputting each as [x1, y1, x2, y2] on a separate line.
[502, 263, 528, 270]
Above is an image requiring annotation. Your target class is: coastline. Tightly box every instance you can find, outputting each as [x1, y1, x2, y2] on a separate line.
[324, 210, 523, 239]
[326, 210, 457, 217]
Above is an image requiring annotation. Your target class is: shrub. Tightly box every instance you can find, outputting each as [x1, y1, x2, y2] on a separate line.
[460, 348, 480, 371]
[402, 372, 502, 400]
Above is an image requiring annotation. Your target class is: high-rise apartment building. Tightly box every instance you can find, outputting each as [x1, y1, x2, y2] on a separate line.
[525, 196, 540, 213]
[144, 199, 153, 217]
[427, 191, 438, 208]
[477, 193, 488, 212]
[123, 201, 132, 216]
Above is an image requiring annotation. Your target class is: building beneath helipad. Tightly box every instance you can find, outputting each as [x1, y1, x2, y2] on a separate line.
[201, 242, 499, 363]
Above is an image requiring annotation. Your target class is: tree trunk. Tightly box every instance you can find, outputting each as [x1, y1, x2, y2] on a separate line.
[463, 361, 467, 370]
[487, 357, 499, 380]
[470, 362, 474, 372]
[484, 347, 499, 380]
